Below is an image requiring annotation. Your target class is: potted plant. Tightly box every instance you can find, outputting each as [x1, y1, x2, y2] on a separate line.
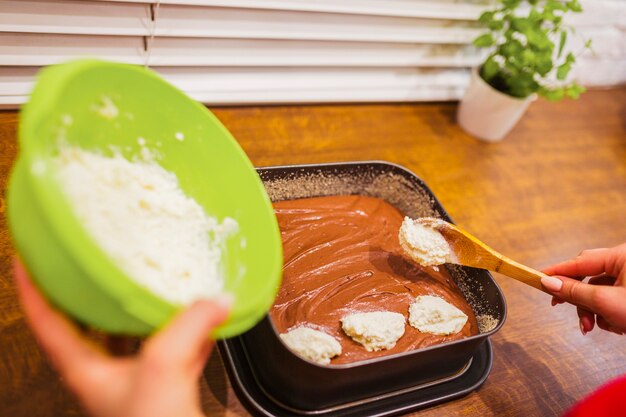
[458, 0, 590, 142]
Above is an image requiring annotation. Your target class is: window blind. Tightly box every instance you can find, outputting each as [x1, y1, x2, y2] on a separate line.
[0, 0, 623, 107]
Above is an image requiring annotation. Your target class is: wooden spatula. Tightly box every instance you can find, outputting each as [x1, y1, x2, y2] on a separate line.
[406, 217, 549, 293]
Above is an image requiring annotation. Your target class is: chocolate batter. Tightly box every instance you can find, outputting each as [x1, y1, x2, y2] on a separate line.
[270, 195, 478, 365]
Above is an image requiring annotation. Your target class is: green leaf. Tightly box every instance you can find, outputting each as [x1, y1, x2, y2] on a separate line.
[521, 49, 536, 66]
[504, 58, 522, 74]
[542, 9, 557, 22]
[557, 30, 567, 58]
[566, 0, 583, 12]
[526, 29, 552, 51]
[504, 28, 516, 41]
[478, 11, 494, 25]
[511, 17, 531, 32]
[556, 62, 571, 80]
[482, 56, 500, 81]
[541, 87, 565, 101]
[546, 0, 567, 11]
[473, 33, 495, 48]
[529, 9, 542, 23]
[536, 51, 554, 76]
[488, 19, 504, 30]
[500, 39, 524, 58]
[548, 0, 563, 8]
[565, 83, 585, 99]
[508, 71, 538, 98]
[502, 0, 522, 10]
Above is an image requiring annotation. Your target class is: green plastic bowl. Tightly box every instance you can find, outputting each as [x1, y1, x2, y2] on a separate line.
[7, 60, 283, 338]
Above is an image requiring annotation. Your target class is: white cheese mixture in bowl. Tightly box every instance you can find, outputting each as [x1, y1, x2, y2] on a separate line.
[55, 147, 237, 306]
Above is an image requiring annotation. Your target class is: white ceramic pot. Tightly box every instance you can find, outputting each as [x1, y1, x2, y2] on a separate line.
[457, 67, 535, 142]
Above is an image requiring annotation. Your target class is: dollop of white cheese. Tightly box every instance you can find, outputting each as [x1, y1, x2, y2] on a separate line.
[409, 295, 468, 335]
[398, 217, 450, 266]
[341, 311, 405, 352]
[280, 326, 342, 365]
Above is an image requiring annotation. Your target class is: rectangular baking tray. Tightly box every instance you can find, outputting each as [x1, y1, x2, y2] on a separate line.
[218, 161, 506, 414]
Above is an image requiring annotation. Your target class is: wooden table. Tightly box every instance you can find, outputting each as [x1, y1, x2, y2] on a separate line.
[1, 87, 625, 417]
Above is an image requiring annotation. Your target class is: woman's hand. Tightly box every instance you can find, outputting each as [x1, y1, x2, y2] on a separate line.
[541, 244, 626, 336]
[14, 259, 230, 417]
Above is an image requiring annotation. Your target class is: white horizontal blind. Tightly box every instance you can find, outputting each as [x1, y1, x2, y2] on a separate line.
[100, 0, 483, 20]
[0, 0, 486, 106]
[1, 0, 623, 107]
[2, 0, 483, 40]
[1, 34, 483, 67]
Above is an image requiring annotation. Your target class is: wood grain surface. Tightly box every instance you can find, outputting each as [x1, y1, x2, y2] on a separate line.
[1, 87, 625, 417]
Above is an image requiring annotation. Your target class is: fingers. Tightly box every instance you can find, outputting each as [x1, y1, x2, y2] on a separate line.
[540, 274, 602, 312]
[587, 274, 616, 286]
[596, 316, 624, 335]
[551, 296, 565, 306]
[576, 307, 595, 335]
[542, 246, 623, 278]
[541, 273, 626, 333]
[13, 258, 112, 390]
[141, 297, 231, 378]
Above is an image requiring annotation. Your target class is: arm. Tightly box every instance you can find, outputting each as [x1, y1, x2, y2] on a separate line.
[14, 258, 230, 417]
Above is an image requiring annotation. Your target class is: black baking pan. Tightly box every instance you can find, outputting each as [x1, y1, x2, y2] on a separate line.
[218, 161, 506, 413]
[218, 337, 493, 416]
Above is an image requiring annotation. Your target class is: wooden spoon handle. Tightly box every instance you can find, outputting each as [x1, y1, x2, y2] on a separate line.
[495, 255, 549, 293]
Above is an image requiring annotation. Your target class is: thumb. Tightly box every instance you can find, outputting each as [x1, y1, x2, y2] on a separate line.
[541, 275, 600, 312]
[141, 296, 231, 377]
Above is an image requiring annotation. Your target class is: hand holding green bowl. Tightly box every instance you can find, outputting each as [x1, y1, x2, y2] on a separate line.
[8, 60, 283, 338]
